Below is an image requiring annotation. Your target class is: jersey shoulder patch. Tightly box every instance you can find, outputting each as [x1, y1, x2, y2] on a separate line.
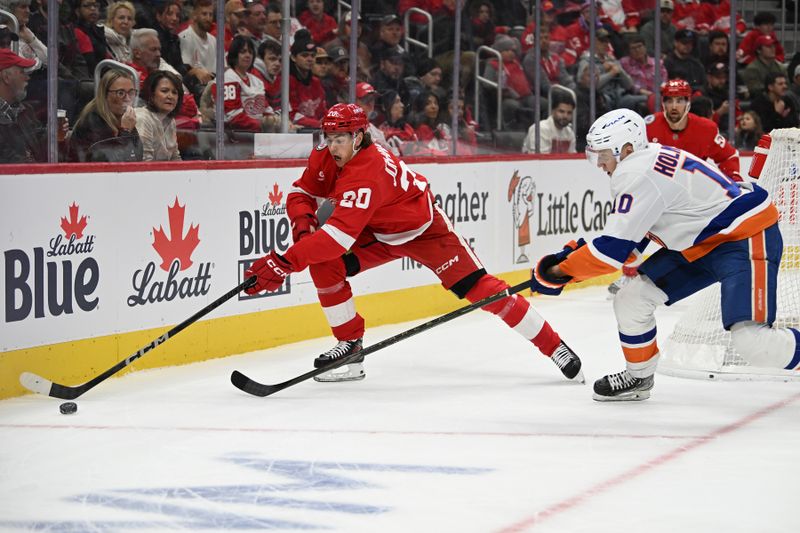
[315, 142, 327, 151]
[644, 114, 655, 124]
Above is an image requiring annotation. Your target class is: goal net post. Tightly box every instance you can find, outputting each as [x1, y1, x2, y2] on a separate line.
[659, 128, 800, 381]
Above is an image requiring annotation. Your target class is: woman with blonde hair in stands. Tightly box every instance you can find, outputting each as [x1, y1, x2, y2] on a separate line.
[135, 70, 183, 161]
[104, 1, 136, 63]
[67, 68, 143, 162]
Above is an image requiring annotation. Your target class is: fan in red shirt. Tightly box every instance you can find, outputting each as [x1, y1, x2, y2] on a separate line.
[645, 79, 741, 181]
[244, 104, 584, 384]
[298, 0, 338, 44]
[275, 30, 327, 128]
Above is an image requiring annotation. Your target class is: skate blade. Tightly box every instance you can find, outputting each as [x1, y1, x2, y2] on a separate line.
[313, 364, 366, 383]
[592, 389, 651, 402]
[572, 369, 586, 384]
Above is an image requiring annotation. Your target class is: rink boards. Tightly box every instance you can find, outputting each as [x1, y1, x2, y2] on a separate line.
[2, 155, 743, 399]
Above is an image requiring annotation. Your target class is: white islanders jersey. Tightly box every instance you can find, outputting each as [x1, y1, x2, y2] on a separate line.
[560, 143, 779, 282]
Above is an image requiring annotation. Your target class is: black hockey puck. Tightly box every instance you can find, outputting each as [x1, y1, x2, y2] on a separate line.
[59, 402, 77, 415]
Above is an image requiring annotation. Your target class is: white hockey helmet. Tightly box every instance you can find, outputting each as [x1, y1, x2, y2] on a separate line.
[585, 109, 648, 165]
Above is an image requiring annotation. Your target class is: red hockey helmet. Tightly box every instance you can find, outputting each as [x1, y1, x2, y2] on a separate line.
[661, 79, 692, 99]
[322, 103, 369, 134]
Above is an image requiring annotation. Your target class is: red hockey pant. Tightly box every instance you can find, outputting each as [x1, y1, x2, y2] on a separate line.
[308, 207, 560, 356]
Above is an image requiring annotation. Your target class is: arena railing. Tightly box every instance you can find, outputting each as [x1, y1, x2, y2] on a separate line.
[0, 8, 20, 54]
[404, 7, 433, 59]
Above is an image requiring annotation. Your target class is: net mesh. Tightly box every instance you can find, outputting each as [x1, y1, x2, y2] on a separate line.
[659, 128, 800, 380]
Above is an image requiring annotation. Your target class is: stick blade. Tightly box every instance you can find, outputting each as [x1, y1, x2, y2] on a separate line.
[230, 370, 277, 397]
[19, 372, 54, 396]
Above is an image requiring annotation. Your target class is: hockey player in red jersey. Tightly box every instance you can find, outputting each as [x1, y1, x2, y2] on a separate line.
[244, 103, 584, 383]
[646, 79, 741, 181]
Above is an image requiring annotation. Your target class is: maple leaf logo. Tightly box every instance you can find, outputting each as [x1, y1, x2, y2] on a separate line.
[61, 202, 88, 239]
[152, 197, 201, 272]
[268, 183, 283, 206]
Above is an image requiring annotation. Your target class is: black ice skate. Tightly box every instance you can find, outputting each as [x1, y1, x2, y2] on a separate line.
[593, 370, 654, 401]
[313, 339, 365, 382]
[550, 341, 585, 383]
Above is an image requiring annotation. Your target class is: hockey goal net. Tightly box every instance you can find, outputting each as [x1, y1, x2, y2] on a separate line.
[659, 128, 800, 381]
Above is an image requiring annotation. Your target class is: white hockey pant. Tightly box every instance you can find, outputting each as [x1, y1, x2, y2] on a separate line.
[613, 275, 668, 378]
[730, 321, 798, 369]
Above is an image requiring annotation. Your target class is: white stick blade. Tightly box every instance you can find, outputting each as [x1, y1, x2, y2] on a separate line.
[19, 372, 53, 395]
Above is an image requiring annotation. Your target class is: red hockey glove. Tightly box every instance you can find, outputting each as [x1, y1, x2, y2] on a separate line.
[621, 264, 639, 277]
[530, 239, 585, 296]
[291, 213, 318, 243]
[244, 251, 295, 295]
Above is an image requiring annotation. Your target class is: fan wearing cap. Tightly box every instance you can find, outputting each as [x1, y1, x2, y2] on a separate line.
[280, 29, 327, 128]
[737, 11, 785, 66]
[319, 44, 350, 104]
[327, 11, 371, 76]
[371, 15, 409, 73]
[645, 79, 741, 181]
[664, 29, 705, 92]
[701, 62, 740, 125]
[741, 33, 788, 96]
[217, 0, 254, 51]
[310, 46, 331, 78]
[0, 47, 53, 163]
[354, 81, 395, 155]
[298, 0, 337, 45]
[370, 47, 410, 99]
[532, 108, 797, 402]
[639, 0, 676, 56]
[243, 103, 583, 385]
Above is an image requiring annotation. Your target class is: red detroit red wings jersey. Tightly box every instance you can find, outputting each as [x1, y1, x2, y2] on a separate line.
[285, 143, 434, 270]
[646, 112, 740, 180]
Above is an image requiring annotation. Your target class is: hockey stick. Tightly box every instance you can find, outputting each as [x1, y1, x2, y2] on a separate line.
[20, 276, 257, 400]
[230, 279, 531, 397]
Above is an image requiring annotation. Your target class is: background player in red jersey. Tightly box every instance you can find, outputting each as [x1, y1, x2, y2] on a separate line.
[244, 104, 583, 384]
[645, 79, 741, 181]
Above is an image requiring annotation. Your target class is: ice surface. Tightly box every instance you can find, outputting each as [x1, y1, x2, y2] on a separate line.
[1, 287, 798, 532]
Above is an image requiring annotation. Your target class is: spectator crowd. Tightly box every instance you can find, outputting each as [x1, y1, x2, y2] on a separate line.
[0, 0, 798, 164]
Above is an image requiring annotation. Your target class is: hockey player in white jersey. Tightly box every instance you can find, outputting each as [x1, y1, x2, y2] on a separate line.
[530, 108, 800, 401]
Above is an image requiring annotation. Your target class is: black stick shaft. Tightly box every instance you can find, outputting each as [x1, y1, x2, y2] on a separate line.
[231, 280, 531, 397]
[22, 276, 256, 400]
